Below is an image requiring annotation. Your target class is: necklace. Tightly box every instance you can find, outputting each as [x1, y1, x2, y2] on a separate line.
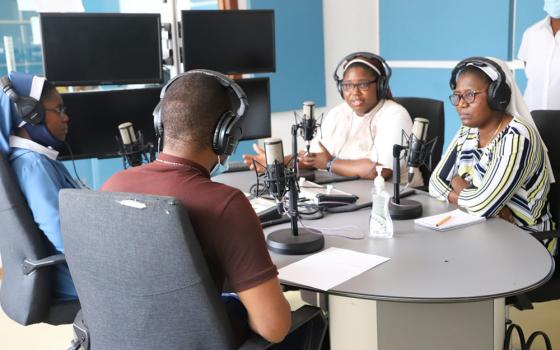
[489, 117, 505, 141]
[156, 158, 186, 167]
[480, 117, 505, 147]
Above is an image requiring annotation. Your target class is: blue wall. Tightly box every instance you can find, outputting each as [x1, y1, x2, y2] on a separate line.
[249, 0, 325, 112]
[380, 0, 546, 149]
[381, 0, 512, 61]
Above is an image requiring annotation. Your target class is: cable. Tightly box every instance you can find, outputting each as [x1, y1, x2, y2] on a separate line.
[64, 141, 90, 189]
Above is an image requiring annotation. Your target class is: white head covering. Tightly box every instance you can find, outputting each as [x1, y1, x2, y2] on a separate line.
[343, 58, 382, 76]
[473, 57, 555, 183]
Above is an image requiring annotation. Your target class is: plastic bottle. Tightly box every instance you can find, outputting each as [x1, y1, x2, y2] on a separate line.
[369, 166, 394, 238]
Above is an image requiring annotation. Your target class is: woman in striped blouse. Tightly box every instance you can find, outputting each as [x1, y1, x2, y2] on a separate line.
[429, 57, 554, 232]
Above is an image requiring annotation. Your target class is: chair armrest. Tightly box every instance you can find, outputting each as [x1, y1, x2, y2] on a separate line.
[237, 305, 327, 350]
[529, 230, 560, 241]
[23, 253, 66, 275]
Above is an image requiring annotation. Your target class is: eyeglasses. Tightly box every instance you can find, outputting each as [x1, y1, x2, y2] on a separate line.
[44, 105, 67, 117]
[340, 80, 377, 92]
[449, 90, 486, 106]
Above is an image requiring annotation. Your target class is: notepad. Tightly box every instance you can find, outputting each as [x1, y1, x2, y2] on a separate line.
[414, 209, 485, 231]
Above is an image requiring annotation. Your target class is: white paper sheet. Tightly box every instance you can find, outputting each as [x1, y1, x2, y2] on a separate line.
[279, 247, 390, 291]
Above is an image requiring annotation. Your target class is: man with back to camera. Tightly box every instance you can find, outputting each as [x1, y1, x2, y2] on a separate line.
[518, 0, 560, 111]
[101, 70, 291, 345]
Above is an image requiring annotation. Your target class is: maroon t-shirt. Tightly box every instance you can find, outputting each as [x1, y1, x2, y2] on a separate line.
[101, 153, 277, 292]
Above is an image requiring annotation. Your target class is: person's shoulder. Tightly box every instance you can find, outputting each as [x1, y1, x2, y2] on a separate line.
[507, 118, 539, 141]
[326, 102, 351, 116]
[9, 148, 53, 170]
[524, 17, 549, 35]
[378, 99, 411, 121]
[211, 181, 247, 202]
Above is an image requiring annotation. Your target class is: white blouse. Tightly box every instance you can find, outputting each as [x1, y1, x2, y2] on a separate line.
[312, 99, 422, 186]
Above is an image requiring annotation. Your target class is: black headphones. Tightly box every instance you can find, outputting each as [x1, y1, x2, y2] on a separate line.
[333, 52, 392, 100]
[450, 57, 511, 112]
[153, 69, 249, 156]
[0, 75, 45, 125]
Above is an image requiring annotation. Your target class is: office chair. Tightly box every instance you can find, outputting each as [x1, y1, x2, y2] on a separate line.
[507, 110, 560, 310]
[393, 97, 445, 188]
[0, 152, 80, 325]
[59, 189, 327, 350]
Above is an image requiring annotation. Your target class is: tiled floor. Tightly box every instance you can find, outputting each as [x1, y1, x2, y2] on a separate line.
[509, 300, 560, 350]
[0, 294, 557, 349]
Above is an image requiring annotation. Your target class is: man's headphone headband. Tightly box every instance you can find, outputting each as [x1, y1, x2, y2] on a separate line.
[450, 57, 511, 112]
[333, 52, 392, 100]
[152, 69, 249, 156]
[0, 75, 45, 125]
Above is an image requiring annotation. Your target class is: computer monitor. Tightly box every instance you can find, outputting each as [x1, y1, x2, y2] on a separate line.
[181, 10, 275, 74]
[236, 77, 271, 141]
[40, 13, 163, 86]
[59, 87, 161, 160]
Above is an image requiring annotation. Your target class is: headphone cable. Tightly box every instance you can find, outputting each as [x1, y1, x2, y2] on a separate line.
[64, 141, 90, 189]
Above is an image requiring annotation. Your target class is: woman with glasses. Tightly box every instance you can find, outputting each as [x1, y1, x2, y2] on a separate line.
[243, 52, 421, 185]
[0, 72, 79, 299]
[429, 57, 554, 232]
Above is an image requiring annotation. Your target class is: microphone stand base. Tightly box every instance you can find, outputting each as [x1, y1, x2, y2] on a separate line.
[267, 228, 324, 255]
[389, 198, 422, 220]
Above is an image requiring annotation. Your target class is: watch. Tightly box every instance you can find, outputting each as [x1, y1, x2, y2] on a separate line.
[326, 157, 337, 175]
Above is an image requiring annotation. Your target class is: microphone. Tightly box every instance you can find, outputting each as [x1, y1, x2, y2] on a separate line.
[117, 122, 143, 167]
[406, 118, 429, 183]
[301, 101, 317, 153]
[264, 137, 287, 201]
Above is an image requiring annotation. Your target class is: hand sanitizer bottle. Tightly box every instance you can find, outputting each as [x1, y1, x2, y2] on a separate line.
[369, 166, 394, 238]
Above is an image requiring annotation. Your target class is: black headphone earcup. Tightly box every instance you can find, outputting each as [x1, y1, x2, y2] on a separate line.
[337, 80, 344, 98]
[16, 96, 44, 125]
[498, 83, 512, 111]
[377, 76, 387, 100]
[487, 81, 511, 112]
[213, 111, 240, 155]
[152, 101, 164, 139]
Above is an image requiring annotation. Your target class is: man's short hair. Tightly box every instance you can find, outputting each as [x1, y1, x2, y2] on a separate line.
[161, 73, 232, 151]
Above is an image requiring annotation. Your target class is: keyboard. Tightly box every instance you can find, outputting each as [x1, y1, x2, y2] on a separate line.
[226, 161, 250, 173]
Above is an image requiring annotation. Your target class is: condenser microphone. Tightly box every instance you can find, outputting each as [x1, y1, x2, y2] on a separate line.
[264, 138, 287, 201]
[118, 122, 143, 167]
[301, 101, 317, 153]
[406, 118, 429, 183]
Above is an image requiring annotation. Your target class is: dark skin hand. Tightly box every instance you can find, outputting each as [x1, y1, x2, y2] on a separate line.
[448, 175, 515, 224]
[299, 141, 392, 180]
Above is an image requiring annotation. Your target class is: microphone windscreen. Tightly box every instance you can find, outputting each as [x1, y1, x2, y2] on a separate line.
[303, 101, 315, 120]
[411, 118, 429, 141]
[118, 122, 137, 145]
[264, 138, 284, 166]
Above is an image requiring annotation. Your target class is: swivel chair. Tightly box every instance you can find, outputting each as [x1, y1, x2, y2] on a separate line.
[393, 97, 445, 187]
[0, 152, 79, 325]
[508, 110, 560, 310]
[59, 189, 327, 350]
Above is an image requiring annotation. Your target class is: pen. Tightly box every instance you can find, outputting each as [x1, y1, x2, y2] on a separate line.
[435, 215, 452, 227]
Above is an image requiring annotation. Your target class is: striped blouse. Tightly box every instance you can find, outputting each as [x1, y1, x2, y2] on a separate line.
[429, 117, 553, 232]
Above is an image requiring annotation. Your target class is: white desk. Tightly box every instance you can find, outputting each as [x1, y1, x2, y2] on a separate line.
[216, 171, 554, 350]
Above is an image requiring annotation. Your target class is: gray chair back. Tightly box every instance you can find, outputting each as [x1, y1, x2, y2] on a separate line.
[526, 110, 560, 303]
[394, 97, 445, 182]
[532, 110, 560, 223]
[0, 152, 77, 325]
[59, 189, 235, 350]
